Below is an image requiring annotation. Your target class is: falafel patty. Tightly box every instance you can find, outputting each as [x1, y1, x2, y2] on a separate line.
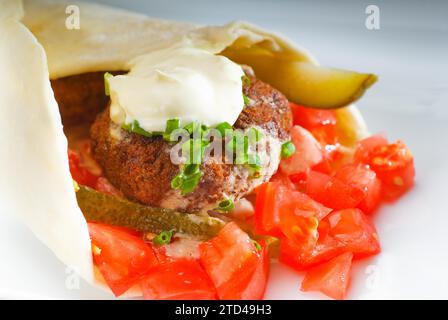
[90, 70, 292, 213]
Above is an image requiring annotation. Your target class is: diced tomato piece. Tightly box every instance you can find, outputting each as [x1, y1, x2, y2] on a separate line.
[301, 252, 353, 300]
[279, 209, 380, 270]
[335, 164, 382, 213]
[254, 182, 287, 237]
[199, 222, 267, 300]
[355, 137, 414, 201]
[354, 134, 389, 164]
[279, 192, 332, 246]
[88, 223, 158, 297]
[68, 148, 99, 188]
[140, 259, 216, 300]
[305, 171, 365, 210]
[280, 126, 323, 175]
[290, 103, 337, 143]
[239, 241, 270, 300]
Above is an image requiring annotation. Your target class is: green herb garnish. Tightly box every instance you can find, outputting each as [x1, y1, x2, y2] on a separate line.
[281, 141, 296, 159]
[252, 240, 262, 251]
[121, 120, 152, 138]
[153, 230, 174, 245]
[170, 164, 203, 195]
[215, 122, 233, 138]
[217, 198, 234, 212]
[163, 118, 180, 141]
[104, 72, 113, 96]
[243, 94, 250, 106]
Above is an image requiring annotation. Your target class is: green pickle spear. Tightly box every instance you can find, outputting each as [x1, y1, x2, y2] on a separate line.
[76, 185, 280, 255]
[76, 185, 225, 240]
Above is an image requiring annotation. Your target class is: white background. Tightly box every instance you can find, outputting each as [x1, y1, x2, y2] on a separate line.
[1, 0, 447, 299]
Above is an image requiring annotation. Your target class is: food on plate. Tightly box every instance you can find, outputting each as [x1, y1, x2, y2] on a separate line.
[0, 0, 415, 300]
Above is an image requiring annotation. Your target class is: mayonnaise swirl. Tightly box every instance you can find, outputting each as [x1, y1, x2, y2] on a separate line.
[108, 46, 245, 132]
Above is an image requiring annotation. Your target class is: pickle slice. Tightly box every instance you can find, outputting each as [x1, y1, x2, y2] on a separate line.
[76, 185, 225, 240]
[223, 47, 377, 109]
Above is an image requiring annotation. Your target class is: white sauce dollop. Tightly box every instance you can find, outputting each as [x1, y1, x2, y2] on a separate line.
[108, 46, 245, 132]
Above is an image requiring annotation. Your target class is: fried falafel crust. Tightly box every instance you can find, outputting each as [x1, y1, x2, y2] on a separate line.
[90, 72, 292, 212]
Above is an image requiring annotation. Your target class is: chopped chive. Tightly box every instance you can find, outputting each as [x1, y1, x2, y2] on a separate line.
[153, 230, 174, 245]
[104, 72, 113, 96]
[217, 198, 234, 212]
[163, 118, 180, 141]
[184, 163, 200, 176]
[241, 75, 251, 86]
[121, 120, 152, 138]
[131, 120, 152, 137]
[215, 122, 233, 138]
[243, 94, 250, 106]
[170, 173, 184, 189]
[181, 171, 202, 195]
[281, 141, 296, 159]
[252, 240, 262, 251]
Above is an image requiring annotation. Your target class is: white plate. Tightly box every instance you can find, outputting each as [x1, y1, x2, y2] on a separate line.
[1, 0, 447, 299]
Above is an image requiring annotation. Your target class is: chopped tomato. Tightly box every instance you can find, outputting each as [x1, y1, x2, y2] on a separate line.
[280, 126, 323, 175]
[305, 171, 365, 210]
[279, 191, 332, 246]
[254, 182, 287, 237]
[68, 148, 99, 188]
[279, 209, 380, 270]
[255, 181, 330, 239]
[301, 252, 353, 300]
[199, 222, 267, 300]
[88, 223, 158, 297]
[335, 164, 382, 213]
[239, 241, 270, 300]
[290, 103, 337, 145]
[140, 259, 216, 300]
[355, 136, 415, 201]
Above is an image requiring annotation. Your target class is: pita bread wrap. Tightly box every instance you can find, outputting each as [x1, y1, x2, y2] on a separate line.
[0, 0, 369, 296]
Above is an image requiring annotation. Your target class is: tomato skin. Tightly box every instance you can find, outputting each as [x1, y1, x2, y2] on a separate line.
[254, 182, 286, 237]
[290, 103, 337, 144]
[68, 149, 99, 188]
[354, 136, 415, 201]
[199, 222, 266, 300]
[140, 259, 216, 300]
[280, 126, 323, 176]
[301, 252, 353, 300]
[279, 191, 332, 247]
[335, 164, 382, 214]
[88, 223, 158, 297]
[239, 241, 270, 300]
[279, 209, 380, 270]
[305, 171, 365, 210]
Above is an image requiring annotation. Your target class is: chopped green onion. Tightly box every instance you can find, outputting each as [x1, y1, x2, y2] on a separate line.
[243, 94, 250, 106]
[170, 173, 184, 189]
[281, 141, 296, 159]
[184, 163, 200, 176]
[217, 198, 234, 212]
[121, 120, 152, 138]
[181, 171, 202, 195]
[252, 240, 262, 251]
[215, 122, 233, 138]
[104, 72, 113, 96]
[163, 118, 180, 141]
[153, 230, 174, 245]
[241, 75, 251, 86]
